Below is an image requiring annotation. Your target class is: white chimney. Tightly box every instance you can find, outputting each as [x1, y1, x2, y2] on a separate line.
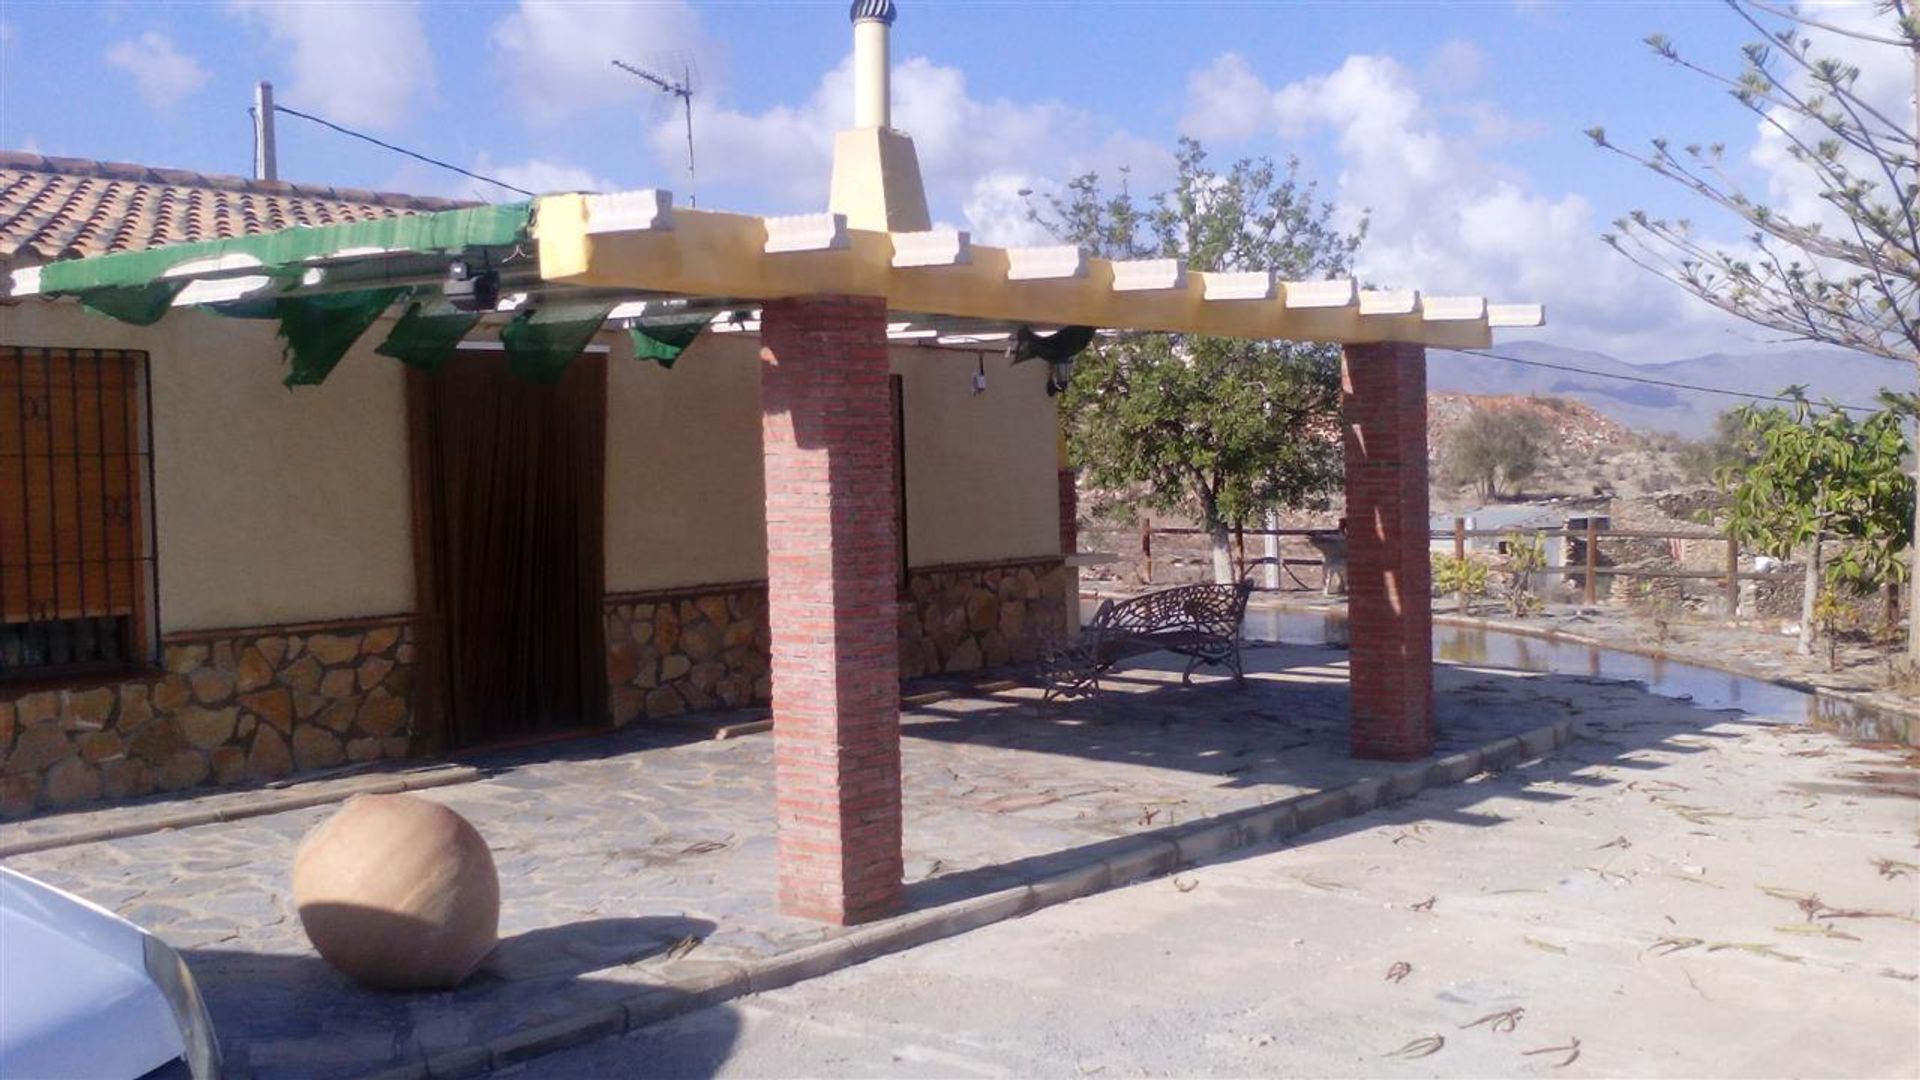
[850, 0, 896, 129]
[829, 0, 928, 232]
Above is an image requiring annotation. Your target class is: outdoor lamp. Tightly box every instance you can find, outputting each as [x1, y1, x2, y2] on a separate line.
[444, 258, 500, 313]
[1008, 325, 1096, 397]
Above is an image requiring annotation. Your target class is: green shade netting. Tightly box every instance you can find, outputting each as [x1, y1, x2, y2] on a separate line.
[376, 298, 482, 371]
[500, 304, 614, 383]
[629, 314, 714, 369]
[73, 281, 188, 325]
[37, 202, 533, 300]
[276, 289, 409, 387]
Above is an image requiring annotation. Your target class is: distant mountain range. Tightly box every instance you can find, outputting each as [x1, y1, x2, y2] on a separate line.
[1428, 341, 1911, 438]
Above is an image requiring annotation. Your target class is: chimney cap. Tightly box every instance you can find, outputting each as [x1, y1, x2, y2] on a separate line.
[849, 0, 896, 25]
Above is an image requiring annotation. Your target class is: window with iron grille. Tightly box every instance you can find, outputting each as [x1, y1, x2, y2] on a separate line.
[1, 347, 159, 681]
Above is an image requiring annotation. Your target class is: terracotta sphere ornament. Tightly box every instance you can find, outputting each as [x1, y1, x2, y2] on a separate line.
[291, 793, 501, 990]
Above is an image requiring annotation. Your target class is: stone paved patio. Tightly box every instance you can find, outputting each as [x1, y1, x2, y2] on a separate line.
[1, 642, 1695, 1079]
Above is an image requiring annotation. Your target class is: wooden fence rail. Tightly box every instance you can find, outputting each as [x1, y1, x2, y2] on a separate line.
[1134, 517, 1751, 616]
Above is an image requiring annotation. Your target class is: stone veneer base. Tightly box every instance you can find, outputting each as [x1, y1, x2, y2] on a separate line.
[0, 618, 418, 817]
[2, 557, 1069, 816]
[606, 557, 1070, 726]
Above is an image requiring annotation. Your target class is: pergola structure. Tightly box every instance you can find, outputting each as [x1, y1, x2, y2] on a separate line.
[7, 1, 1541, 925]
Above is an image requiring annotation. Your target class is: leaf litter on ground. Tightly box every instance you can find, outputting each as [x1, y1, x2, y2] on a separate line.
[1384, 1034, 1445, 1059]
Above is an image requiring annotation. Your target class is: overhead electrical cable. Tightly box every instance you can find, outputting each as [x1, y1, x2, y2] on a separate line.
[1452, 347, 1884, 415]
[269, 104, 536, 198]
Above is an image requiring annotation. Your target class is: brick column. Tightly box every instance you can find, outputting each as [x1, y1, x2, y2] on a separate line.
[1341, 341, 1433, 760]
[759, 295, 904, 924]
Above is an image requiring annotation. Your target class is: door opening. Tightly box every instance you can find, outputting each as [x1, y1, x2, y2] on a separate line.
[407, 350, 608, 750]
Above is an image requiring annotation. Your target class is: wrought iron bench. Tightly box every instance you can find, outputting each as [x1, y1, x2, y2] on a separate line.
[1039, 581, 1253, 701]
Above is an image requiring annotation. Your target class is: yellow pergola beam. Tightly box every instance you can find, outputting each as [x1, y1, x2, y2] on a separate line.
[535, 193, 1543, 349]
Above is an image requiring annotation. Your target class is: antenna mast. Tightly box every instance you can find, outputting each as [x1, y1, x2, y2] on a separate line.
[612, 58, 696, 207]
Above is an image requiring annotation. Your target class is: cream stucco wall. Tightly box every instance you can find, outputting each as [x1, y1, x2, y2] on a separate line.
[601, 331, 1061, 591]
[0, 301, 414, 631]
[602, 332, 770, 593]
[4, 300, 1060, 626]
[892, 346, 1060, 567]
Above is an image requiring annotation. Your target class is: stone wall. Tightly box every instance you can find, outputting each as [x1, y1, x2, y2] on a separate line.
[899, 559, 1071, 678]
[1, 618, 417, 816]
[3, 557, 1070, 814]
[604, 558, 1071, 725]
[605, 585, 773, 726]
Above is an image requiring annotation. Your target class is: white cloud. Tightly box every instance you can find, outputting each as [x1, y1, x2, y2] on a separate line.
[229, 1, 431, 130]
[1181, 50, 1747, 359]
[1178, 53, 1273, 144]
[1421, 39, 1488, 93]
[1748, 5, 1913, 234]
[104, 30, 209, 109]
[660, 53, 1171, 244]
[489, 1, 707, 123]
[482, 156, 616, 196]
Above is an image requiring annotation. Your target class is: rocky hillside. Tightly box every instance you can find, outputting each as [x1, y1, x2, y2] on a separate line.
[1428, 392, 1690, 507]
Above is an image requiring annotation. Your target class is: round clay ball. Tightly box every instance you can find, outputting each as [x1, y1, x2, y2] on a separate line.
[292, 793, 500, 990]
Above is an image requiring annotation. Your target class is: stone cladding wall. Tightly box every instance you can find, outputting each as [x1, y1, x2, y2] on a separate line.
[3, 557, 1069, 814]
[0, 618, 416, 816]
[604, 585, 773, 726]
[604, 558, 1071, 726]
[898, 559, 1070, 679]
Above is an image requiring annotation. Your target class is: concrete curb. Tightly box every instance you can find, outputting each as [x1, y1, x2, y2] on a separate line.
[0, 765, 482, 860]
[364, 716, 1577, 1079]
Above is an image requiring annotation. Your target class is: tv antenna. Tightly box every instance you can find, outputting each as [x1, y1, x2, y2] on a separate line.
[613, 58, 696, 207]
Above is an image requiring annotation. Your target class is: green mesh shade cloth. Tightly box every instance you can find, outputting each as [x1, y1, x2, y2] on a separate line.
[500, 304, 614, 383]
[276, 289, 409, 387]
[72, 281, 188, 325]
[376, 298, 482, 371]
[628, 314, 714, 369]
[37, 202, 533, 300]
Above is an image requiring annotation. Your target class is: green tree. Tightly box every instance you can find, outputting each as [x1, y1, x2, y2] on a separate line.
[1677, 408, 1766, 484]
[1723, 394, 1914, 655]
[1440, 406, 1552, 500]
[1028, 139, 1365, 583]
[1587, 1, 1919, 654]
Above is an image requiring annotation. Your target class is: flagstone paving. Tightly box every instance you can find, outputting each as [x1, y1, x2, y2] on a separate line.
[2, 642, 1721, 1079]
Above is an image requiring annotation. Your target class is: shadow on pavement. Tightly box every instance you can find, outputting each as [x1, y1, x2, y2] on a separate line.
[188, 916, 725, 1079]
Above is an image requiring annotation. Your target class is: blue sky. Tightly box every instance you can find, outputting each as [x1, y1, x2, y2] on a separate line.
[0, 2, 1910, 362]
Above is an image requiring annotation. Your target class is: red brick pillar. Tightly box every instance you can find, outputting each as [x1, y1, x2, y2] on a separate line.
[759, 294, 904, 924]
[1341, 341, 1433, 760]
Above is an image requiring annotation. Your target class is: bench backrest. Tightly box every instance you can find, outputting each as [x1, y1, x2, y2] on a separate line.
[1092, 582, 1252, 639]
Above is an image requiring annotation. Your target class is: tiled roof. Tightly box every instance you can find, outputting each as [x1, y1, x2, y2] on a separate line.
[0, 151, 476, 267]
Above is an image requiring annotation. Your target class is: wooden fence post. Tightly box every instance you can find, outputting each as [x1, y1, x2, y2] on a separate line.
[1583, 517, 1599, 608]
[1140, 517, 1153, 585]
[1725, 530, 1740, 617]
[1453, 517, 1467, 614]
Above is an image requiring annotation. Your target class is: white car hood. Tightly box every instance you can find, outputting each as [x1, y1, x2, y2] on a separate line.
[0, 867, 183, 1079]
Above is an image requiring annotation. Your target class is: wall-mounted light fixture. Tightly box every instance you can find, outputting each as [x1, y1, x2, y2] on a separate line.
[1008, 325, 1095, 397]
[444, 258, 500, 313]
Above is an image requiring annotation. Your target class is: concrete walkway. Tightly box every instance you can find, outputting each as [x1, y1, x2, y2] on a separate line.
[518, 691, 1920, 1079]
[0, 642, 1647, 1080]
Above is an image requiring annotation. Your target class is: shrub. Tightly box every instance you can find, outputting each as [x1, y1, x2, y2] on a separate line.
[1433, 554, 1491, 609]
[1440, 407, 1551, 501]
[1500, 532, 1548, 617]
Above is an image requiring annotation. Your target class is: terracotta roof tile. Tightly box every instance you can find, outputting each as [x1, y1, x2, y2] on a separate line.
[0, 150, 479, 268]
